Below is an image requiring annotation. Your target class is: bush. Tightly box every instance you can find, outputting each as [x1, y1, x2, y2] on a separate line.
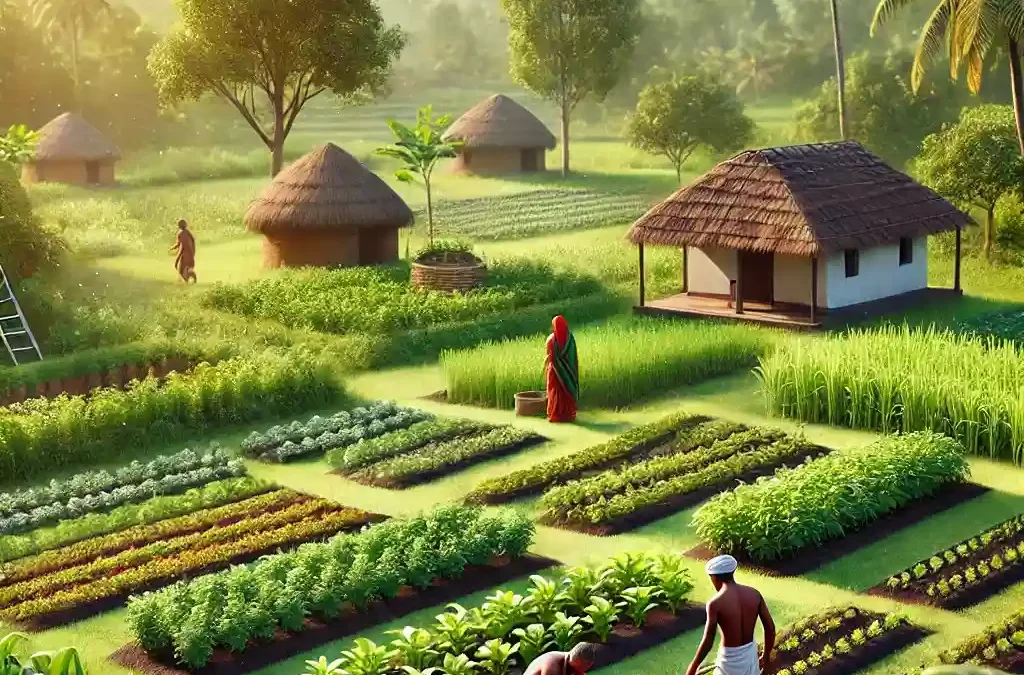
[0, 162, 64, 279]
[692, 432, 970, 561]
[0, 349, 342, 483]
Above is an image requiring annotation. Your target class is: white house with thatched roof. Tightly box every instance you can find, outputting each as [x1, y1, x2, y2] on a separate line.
[443, 94, 556, 174]
[627, 141, 972, 328]
[22, 113, 120, 186]
[244, 143, 413, 269]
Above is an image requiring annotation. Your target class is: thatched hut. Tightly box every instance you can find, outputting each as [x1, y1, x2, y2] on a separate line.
[22, 113, 120, 186]
[245, 143, 413, 269]
[627, 141, 972, 327]
[443, 94, 556, 174]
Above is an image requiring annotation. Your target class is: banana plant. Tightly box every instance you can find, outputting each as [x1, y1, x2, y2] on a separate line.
[481, 591, 533, 639]
[583, 596, 624, 642]
[620, 587, 662, 627]
[305, 656, 347, 675]
[601, 552, 655, 594]
[389, 626, 439, 669]
[24, 648, 87, 675]
[0, 633, 26, 675]
[525, 575, 563, 624]
[511, 623, 552, 665]
[434, 604, 481, 655]
[340, 638, 398, 675]
[475, 639, 519, 675]
[550, 612, 584, 650]
[441, 653, 478, 675]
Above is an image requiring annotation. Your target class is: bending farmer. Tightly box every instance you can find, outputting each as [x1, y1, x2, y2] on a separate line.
[685, 555, 776, 675]
[524, 642, 598, 675]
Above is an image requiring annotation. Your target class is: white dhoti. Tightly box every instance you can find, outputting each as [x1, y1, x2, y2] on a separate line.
[714, 641, 760, 675]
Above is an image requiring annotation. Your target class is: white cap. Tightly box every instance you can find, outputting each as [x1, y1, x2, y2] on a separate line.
[706, 554, 738, 575]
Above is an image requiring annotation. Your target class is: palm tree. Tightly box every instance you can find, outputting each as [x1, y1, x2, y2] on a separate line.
[30, 0, 110, 96]
[872, 0, 1024, 154]
[829, 0, 849, 139]
[728, 25, 785, 101]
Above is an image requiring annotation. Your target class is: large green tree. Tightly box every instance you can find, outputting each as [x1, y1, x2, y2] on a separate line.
[149, 0, 405, 176]
[915, 105, 1024, 258]
[501, 0, 642, 176]
[28, 0, 110, 97]
[628, 73, 754, 183]
[872, 0, 1024, 154]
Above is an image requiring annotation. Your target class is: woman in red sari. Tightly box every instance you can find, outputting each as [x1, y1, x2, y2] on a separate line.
[545, 315, 579, 423]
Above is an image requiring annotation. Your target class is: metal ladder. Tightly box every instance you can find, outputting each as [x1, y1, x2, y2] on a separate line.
[0, 263, 42, 365]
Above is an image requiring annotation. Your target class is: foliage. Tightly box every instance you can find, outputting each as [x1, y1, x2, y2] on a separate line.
[692, 432, 970, 561]
[127, 506, 535, 668]
[0, 163, 64, 280]
[465, 411, 707, 504]
[0, 349, 341, 483]
[956, 308, 1024, 343]
[442, 317, 767, 409]
[0, 632, 87, 675]
[793, 51, 962, 166]
[0, 125, 38, 166]
[756, 325, 1024, 465]
[331, 418, 491, 470]
[376, 106, 461, 247]
[148, 0, 404, 175]
[501, 0, 642, 174]
[940, 607, 1024, 665]
[628, 73, 754, 182]
[915, 105, 1024, 256]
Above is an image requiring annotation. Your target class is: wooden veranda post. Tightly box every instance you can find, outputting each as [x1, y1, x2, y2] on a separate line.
[638, 243, 646, 306]
[954, 224, 962, 293]
[735, 252, 744, 315]
[682, 247, 688, 292]
[810, 256, 818, 324]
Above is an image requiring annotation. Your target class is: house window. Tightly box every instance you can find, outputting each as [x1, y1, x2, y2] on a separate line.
[899, 237, 913, 266]
[844, 249, 860, 278]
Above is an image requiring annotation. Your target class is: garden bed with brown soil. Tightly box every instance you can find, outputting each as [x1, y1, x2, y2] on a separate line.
[686, 482, 990, 576]
[110, 554, 560, 675]
[989, 650, 1024, 674]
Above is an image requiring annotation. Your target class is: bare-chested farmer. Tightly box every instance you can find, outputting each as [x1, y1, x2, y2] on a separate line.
[524, 643, 598, 675]
[170, 219, 197, 283]
[684, 555, 776, 675]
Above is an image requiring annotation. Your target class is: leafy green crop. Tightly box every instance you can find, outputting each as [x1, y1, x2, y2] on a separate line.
[940, 607, 1024, 665]
[331, 418, 491, 470]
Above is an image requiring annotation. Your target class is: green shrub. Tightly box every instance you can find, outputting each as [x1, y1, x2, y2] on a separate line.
[0, 162, 64, 279]
[0, 349, 342, 483]
[692, 432, 970, 562]
[442, 318, 768, 409]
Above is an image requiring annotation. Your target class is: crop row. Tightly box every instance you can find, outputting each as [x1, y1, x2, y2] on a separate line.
[301, 551, 693, 675]
[349, 427, 546, 488]
[0, 445, 237, 518]
[541, 425, 784, 510]
[3, 489, 307, 584]
[329, 418, 492, 471]
[0, 350, 342, 482]
[241, 402, 418, 455]
[0, 458, 246, 536]
[258, 408, 432, 463]
[465, 411, 708, 504]
[771, 607, 912, 675]
[0, 477, 271, 564]
[126, 505, 535, 668]
[940, 608, 1024, 666]
[2, 504, 374, 624]
[0, 496, 349, 609]
[544, 434, 818, 528]
[693, 432, 971, 562]
[884, 512, 1024, 604]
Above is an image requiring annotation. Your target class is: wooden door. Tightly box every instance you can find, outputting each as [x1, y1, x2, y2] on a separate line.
[86, 161, 100, 185]
[739, 251, 774, 305]
[521, 149, 538, 172]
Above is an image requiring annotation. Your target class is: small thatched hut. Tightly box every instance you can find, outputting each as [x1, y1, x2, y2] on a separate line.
[245, 143, 413, 269]
[21, 113, 120, 186]
[443, 94, 556, 174]
[628, 141, 972, 327]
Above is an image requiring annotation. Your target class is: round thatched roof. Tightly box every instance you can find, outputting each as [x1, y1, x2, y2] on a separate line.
[245, 143, 414, 234]
[443, 94, 557, 150]
[33, 113, 121, 162]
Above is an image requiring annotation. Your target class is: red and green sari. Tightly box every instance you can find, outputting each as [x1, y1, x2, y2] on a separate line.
[545, 315, 578, 423]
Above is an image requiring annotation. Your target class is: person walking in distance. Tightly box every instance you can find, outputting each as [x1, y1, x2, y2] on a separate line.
[170, 219, 197, 283]
[684, 555, 776, 675]
[524, 642, 598, 675]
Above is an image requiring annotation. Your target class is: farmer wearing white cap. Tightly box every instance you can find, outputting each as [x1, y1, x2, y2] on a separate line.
[684, 555, 776, 675]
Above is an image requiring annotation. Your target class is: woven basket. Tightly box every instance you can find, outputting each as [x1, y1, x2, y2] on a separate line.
[411, 261, 487, 292]
[514, 391, 547, 417]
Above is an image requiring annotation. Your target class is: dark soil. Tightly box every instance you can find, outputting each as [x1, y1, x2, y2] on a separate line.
[109, 554, 560, 675]
[542, 444, 831, 536]
[14, 511, 387, 630]
[414, 251, 482, 266]
[423, 390, 449, 403]
[686, 482, 990, 576]
[990, 649, 1024, 674]
[590, 605, 707, 667]
[348, 434, 548, 489]
[767, 624, 930, 675]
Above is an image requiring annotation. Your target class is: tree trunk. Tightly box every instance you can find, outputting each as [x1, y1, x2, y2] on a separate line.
[70, 21, 81, 108]
[1008, 37, 1024, 155]
[829, 0, 848, 140]
[425, 178, 434, 248]
[559, 98, 570, 178]
[985, 206, 995, 259]
[675, 161, 682, 184]
[270, 92, 285, 177]
[556, 0, 570, 176]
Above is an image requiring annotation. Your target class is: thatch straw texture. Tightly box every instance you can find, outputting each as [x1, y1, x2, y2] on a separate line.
[245, 143, 413, 233]
[33, 113, 121, 161]
[627, 141, 972, 257]
[443, 94, 556, 149]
